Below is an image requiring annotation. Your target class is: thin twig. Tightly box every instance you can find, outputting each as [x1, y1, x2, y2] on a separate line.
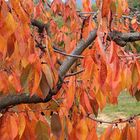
[65, 69, 85, 77]
[88, 113, 140, 124]
[53, 47, 84, 59]
[122, 15, 140, 25]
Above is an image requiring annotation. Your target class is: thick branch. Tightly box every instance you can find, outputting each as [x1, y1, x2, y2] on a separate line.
[1, 21, 140, 111]
[59, 29, 97, 78]
[0, 29, 97, 111]
[109, 31, 140, 46]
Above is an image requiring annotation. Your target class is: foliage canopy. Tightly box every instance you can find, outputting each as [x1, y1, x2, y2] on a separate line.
[0, 0, 140, 139]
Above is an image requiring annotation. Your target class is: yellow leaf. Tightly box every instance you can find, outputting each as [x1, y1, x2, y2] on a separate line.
[0, 12, 17, 38]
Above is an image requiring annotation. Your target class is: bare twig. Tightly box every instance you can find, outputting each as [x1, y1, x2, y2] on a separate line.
[88, 113, 140, 124]
[65, 69, 85, 77]
[1, 20, 140, 111]
[53, 46, 84, 59]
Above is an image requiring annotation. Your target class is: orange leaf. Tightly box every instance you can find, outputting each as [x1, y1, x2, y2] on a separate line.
[0, 34, 7, 58]
[0, 12, 17, 38]
[8, 72, 22, 92]
[18, 114, 26, 139]
[136, 119, 140, 140]
[121, 124, 133, 140]
[100, 125, 113, 140]
[102, 0, 111, 17]
[66, 76, 75, 110]
[76, 119, 88, 140]
[110, 128, 121, 140]
[131, 63, 139, 89]
[82, 0, 91, 12]
[83, 92, 92, 113]
[7, 33, 15, 57]
[42, 64, 54, 89]
[31, 68, 42, 96]
[109, 41, 117, 63]
[11, 0, 29, 23]
[99, 59, 107, 86]
[96, 90, 106, 110]
[21, 117, 36, 140]
[9, 115, 18, 140]
[0, 113, 18, 140]
[87, 127, 98, 140]
[28, 54, 37, 64]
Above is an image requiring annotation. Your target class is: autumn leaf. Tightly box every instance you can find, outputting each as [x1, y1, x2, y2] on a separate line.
[0, 12, 17, 38]
[42, 64, 54, 89]
[76, 119, 88, 140]
[35, 121, 49, 140]
[51, 113, 62, 139]
[99, 59, 107, 86]
[86, 127, 98, 140]
[136, 119, 140, 140]
[31, 68, 42, 96]
[20, 64, 33, 92]
[0, 34, 7, 58]
[131, 63, 139, 89]
[40, 72, 50, 98]
[100, 125, 113, 140]
[66, 76, 75, 110]
[83, 92, 92, 113]
[102, 0, 111, 17]
[82, 0, 91, 12]
[0, 113, 18, 140]
[7, 33, 15, 57]
[96, 90, 106, 110]
[8, 72, 22, 93]
[18, 114, 26, 139]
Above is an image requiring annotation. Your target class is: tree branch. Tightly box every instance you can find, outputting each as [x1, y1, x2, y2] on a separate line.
[65, 69, 85, 77]
[109, 31, 140, 46]
[1, 20, 140, 111]
[53, 46, 84, 59]
[0, 29, 97, 111]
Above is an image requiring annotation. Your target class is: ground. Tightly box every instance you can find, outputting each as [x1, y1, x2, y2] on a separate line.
[97, 91, 140, 135]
